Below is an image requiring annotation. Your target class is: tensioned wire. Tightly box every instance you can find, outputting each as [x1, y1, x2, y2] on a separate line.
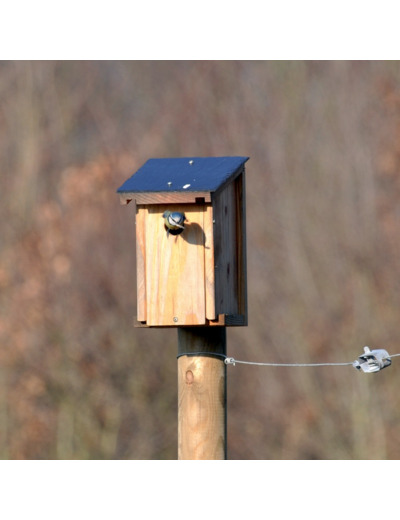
[176, 351, 400, 367]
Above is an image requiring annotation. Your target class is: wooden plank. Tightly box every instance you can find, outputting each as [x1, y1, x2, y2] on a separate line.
[207, 313, 246, 326]
[134, 313, 246, 327]
[145, 204, 206, 326]
[135, 205, 147, 322]
[177, 327, 226, 460]
[204, 204, 216, 320]
[235, 172, 248, 324]
[210, 172, 248, 324]
[119, 193, 133, 205]
[213, 182, 238, 317]
[121, 192, 211, 205]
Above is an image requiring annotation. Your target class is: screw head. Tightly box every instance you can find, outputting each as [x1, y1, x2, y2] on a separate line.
[173, 317, 178, 323]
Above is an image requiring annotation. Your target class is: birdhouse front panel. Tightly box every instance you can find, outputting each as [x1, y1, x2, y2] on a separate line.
[117, 156, 249, 328]
[137, 203, 215, 326]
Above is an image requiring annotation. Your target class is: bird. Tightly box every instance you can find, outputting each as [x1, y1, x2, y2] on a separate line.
[162, 211, 186, 236]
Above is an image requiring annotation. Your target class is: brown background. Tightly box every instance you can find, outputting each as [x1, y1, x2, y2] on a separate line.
[1, 61, 400, 459]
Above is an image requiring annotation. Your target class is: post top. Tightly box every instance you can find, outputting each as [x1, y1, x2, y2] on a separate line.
[117, 156, 249, 196]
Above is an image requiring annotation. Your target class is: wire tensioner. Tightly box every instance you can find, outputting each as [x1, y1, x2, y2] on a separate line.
[353, 346, 392, 373]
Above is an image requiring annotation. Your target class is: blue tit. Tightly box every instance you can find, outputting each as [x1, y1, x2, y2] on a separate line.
[162, 210, 186, 236]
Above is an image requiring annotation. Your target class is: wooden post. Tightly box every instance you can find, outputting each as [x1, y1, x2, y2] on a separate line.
[177, 327, 227, 460]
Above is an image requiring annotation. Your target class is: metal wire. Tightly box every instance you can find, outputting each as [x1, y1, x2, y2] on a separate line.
[225, 358, 354, 367]
[178, 351, 400, 367]
[226, 352, 400, 367]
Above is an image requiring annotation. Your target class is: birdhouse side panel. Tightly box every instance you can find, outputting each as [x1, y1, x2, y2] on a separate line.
[213, 182, 239, 317]
[145, 204, 207, 326]
[212, 171, 247, 324]
[233, 171, 247, 323]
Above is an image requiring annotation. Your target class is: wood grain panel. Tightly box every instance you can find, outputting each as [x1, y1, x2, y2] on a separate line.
[177, 327, 226, 460]
[145, 205, 206, 326]
[213, 182, 238, 316]
[204, 204, 216, 320]
[135, 206, 147, 322]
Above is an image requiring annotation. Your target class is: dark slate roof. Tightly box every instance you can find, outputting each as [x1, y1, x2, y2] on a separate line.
[117, 156, 249, 194]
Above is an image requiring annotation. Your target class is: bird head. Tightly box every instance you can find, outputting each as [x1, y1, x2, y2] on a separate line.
[162, 211, 186, 235]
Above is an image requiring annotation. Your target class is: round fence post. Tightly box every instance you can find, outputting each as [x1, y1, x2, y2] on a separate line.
[177, 327, 227, 460]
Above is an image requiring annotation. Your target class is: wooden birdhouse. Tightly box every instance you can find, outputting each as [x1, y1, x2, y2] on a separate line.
[117, 156, 249, 327]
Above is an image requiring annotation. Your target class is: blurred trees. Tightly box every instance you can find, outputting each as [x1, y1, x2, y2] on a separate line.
[1, 61, 400, 458]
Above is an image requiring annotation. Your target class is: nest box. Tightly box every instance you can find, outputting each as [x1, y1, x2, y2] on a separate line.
[117, 156, 249, 327]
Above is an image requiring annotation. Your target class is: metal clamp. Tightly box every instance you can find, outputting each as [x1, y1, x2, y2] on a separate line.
[224, 357, 236, 366]
[353, 346, 392, 373]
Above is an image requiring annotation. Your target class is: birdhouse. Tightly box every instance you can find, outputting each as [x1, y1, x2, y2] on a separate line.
[117, 156, 249, 327]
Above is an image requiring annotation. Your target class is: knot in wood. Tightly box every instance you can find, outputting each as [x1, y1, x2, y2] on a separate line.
[185, 370, 194, 385]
